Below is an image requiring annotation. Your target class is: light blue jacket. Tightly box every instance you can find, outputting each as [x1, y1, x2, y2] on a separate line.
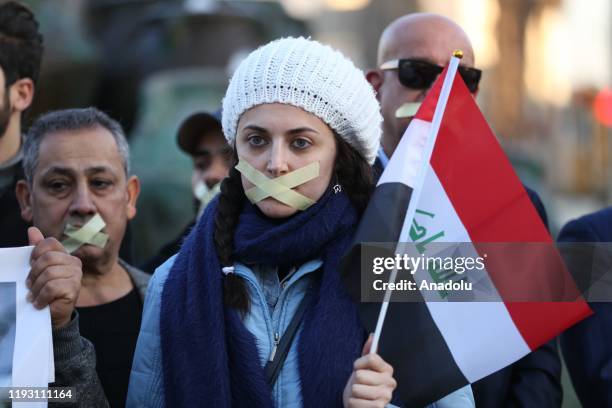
[127, 255, 475, 408]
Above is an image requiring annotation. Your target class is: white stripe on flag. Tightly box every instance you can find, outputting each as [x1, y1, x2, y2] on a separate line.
[428, 302, 530, 382]
[371, 57, 461, 354]
[414, 165, 531, 382]
[377, 119, 431, 188]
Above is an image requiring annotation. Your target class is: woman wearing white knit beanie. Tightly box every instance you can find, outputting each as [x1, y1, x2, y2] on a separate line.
[128, 37, 406, 408]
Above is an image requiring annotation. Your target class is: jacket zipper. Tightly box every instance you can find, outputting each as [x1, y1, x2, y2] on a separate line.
[269, 332, 280, 361]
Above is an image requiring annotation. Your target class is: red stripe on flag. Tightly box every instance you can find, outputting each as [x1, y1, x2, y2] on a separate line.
[414, 81, 438, 123]
[428, 72, 591, 350]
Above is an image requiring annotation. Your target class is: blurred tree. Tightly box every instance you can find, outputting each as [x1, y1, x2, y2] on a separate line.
[19, 0, 99, 127]
[490, 0, 559, 139]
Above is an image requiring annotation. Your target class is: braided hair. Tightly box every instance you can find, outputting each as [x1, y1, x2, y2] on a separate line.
[214, 135, 374, 313]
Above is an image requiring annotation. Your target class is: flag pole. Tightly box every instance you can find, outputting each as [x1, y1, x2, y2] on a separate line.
[370, 50, 464, 354]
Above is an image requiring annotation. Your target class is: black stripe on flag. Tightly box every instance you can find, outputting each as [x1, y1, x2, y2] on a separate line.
[362, 301, 469, 406]
[341, 182, 414, 301]
[355, 182, 414, 242]
[341, 181, 469, 406]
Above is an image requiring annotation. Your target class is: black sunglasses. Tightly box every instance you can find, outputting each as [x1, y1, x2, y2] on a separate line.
[380, 59, 482, 93]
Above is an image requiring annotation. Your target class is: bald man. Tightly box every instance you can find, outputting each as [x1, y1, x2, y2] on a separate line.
[367, 13, 479, 170]
[367, 13, 562, 408]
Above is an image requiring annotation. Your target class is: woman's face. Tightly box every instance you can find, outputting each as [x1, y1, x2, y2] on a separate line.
[235, 103, 337, 218]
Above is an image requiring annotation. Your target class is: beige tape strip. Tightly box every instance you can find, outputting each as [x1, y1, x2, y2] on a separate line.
[395, 102, 422, 119]
[61, 213, 109, 253]
[235, 159, 320, 211]
[195, 181, 222, 219]
[245, 162, 320, 202]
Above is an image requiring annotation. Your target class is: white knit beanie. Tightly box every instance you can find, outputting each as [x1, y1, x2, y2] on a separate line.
[222, 37, 382, 165]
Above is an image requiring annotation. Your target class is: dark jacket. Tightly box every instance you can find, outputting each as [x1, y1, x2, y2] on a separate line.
[471, 188, 562, 408]
[557, 207, 612, 408]
[51, 315, 109, 408]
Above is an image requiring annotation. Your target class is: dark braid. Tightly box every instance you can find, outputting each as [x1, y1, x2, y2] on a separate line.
[334, 135, 374, 215]
[213, 163, 250, 312]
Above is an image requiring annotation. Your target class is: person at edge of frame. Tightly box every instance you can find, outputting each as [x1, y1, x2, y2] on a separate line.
[365, 12, 560, 408]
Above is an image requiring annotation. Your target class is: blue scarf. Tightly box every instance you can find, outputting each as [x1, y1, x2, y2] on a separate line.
[160, 189, 366, 407]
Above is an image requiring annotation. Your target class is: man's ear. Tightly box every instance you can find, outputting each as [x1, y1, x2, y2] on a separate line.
[15, 180, 34, 222]
[365, 69, 383, 97]
[125, 175, 141, 220]
[10, 78, 35, 113]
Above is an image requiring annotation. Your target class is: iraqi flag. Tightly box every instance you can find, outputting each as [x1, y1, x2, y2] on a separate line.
[341, 55, 592, 406]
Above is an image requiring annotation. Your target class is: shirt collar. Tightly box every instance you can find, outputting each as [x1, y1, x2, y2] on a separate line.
[377, 146, 389, 169]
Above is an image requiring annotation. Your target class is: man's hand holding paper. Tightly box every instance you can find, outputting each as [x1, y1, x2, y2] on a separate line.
[26, 227, 82, 329]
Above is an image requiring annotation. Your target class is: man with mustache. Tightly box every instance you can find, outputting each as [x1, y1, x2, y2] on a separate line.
[366, 13, 561, 408]
[16, 107, 149, 408]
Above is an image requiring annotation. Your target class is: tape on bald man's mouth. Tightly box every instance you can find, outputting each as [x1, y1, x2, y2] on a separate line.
[395, 102, 422, 119]
[235, 159, 320, 211]
[61, 213, 109, 254]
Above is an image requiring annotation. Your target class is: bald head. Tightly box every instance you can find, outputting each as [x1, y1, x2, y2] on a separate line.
[377, 13, 475, 68]
[367, 13, 479, 160]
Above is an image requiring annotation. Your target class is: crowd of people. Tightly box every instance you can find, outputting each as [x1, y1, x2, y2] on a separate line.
[1, 1, 610, 407]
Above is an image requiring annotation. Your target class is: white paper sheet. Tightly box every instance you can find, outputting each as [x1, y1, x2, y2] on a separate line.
[0, 246, 53, 408]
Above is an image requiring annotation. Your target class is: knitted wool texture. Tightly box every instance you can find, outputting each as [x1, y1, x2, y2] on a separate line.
[222, 37, 382, 165]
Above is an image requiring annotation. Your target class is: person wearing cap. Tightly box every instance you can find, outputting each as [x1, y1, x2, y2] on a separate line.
[141, 109, 232, 273]
[127, 37, 474, 407]
[366, 12, 560, 408]
[177, 109, 232, 218]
